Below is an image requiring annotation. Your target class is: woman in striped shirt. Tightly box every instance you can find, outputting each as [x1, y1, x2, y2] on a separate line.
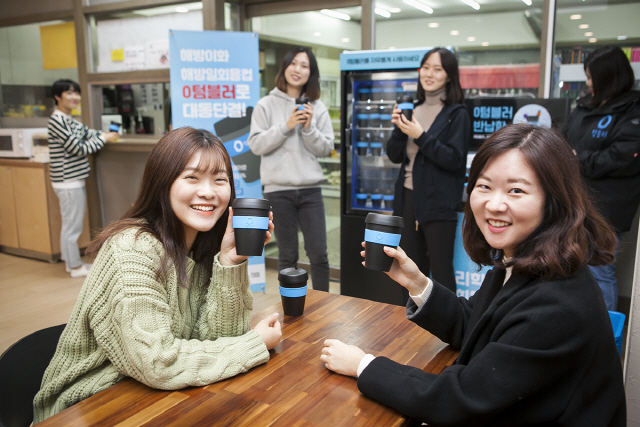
[48, 79, 119, 278]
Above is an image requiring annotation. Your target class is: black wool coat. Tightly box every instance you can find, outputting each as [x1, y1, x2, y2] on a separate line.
[386, 103, 470, 223]
[563, 90, 640, 233]
[357, 266, 626, 426]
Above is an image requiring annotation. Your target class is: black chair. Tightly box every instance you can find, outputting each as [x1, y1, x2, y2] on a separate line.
[0, 324, 66, 427]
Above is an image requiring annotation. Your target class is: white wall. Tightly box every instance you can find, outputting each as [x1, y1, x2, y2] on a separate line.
[95, 11, 202, 72]
[626, 229, 640, 426]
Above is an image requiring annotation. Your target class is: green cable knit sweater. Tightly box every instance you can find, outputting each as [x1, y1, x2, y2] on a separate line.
[33, 227, 269, 423]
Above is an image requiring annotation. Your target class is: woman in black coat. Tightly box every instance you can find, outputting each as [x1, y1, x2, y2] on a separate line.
[321, 124, 626, 426]
[386, 47, 470, 294]
[563, 45, 640, 311]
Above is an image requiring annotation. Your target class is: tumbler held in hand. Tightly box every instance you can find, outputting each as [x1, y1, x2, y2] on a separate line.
[295, 96, 310, 111]
[397, 95, 414, 122]
[364, 213, 404, 272]
[232, 198, 271, 256]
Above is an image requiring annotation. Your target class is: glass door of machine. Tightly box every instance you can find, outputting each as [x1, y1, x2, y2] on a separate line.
[345, 71, 417, 215]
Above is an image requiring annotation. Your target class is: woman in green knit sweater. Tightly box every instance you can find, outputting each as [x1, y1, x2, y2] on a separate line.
[33, 127, 281, 423]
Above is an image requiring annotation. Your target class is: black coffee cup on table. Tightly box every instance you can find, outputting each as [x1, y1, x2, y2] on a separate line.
[232, 198, 270, 256]
[397, 95, 414, 122]
[295, 96, 310, 111]
[279, 267, 308, 316]
[364, 213, 404, 272]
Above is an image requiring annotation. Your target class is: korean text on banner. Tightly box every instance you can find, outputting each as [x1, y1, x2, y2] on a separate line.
[170, 30, 266, 292]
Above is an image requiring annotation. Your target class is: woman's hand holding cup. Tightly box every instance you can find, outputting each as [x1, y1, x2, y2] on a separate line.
[360, 242, 429, 296]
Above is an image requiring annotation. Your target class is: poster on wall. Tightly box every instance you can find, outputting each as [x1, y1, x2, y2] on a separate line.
[465, 98, 570, 151]
[170, 29, 266, 292]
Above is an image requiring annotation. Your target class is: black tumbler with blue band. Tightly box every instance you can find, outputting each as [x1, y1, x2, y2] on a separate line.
[364, 213, 404, 272]
[278, 267, 308, 316]
[397, 95, 414, 122]
[295, 96, 310, 111]
[232, 198, 270, 256]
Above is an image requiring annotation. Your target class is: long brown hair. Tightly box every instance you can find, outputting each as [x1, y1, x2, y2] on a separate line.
[87, 127, 236, 286]
[463, 124, 615, 280]
[416, 48, 464, 106]
[274, 47, 321, 101]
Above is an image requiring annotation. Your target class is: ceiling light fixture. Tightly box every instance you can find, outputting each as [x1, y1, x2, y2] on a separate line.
[579, 24, 589, 29]
[522, 0, 532, 5]
[584, 32, 593, 37]
[481, 42, 490, 46]
[389, 8, 402, 13]
[618, 35, 627, 40]
[588, 38, 597, 43]
[313, 32, 322, 36]
[342, 38, 350, 42]
[320, 9, 351, 21]
[467, 36, 476, 41]
[175, 6, 189, 13]
[403, 0, 433, 14]
[375, 8, 392, 18]
[428, 22, 439, 28]
[570, 14, 582, 20]
[460, 0, 481, 11]
[450, 30, 460, 35]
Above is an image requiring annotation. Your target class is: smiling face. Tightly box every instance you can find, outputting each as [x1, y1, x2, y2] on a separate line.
[54, 89, 81, 115]
[469, 149, 545, 258]
[419, 52, 449, 94]
[284, 52, 311, 96]
[169, 150, 231, 251]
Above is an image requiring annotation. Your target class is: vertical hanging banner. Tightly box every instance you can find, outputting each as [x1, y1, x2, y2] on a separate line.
[170, 30, 266, 292]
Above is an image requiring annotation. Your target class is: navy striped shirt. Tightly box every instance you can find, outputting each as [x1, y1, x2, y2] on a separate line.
[48, 110, 106, 183]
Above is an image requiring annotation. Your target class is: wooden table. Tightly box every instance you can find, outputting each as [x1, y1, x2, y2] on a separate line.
[38, 290, 458, 426]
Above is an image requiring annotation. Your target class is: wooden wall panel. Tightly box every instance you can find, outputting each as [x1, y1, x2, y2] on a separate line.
[0, 167, 19, 248]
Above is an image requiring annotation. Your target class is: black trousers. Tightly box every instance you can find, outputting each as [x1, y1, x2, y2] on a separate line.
[399, 188, 458, 293]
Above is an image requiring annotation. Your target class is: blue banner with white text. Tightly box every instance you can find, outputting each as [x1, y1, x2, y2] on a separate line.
[170, 29, 265, 292]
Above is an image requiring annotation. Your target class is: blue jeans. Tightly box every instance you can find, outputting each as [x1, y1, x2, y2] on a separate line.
[265, 188, 330, 292]
[53, 186, 87, 270]
[589, 234, 624, 311]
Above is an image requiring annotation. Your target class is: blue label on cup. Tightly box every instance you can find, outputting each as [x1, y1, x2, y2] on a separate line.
[356, 142, 369, 147]
[356, 193, 368, 199]
[364, 229, 401, 246]
[370, 142, 383, 148]
[279, 285, 307, 297]
[297, 104, 305, 110]
[357, 114, 369, 119]
[232, 216, 269, 230]
[398, 103, 414, 110]
[380, 114, 393, 120]
[369, 113, 380, 119]
[370, 194, 383, 200]
[383, 195, 395, 201]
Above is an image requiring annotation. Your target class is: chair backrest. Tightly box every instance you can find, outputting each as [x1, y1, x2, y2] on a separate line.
[0, 324, 66, 427]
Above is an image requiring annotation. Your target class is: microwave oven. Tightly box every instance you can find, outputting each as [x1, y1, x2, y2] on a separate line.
[0, 128, 48, 158]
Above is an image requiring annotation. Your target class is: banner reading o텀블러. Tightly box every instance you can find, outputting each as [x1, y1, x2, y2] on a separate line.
[170, 29, 265, 292]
